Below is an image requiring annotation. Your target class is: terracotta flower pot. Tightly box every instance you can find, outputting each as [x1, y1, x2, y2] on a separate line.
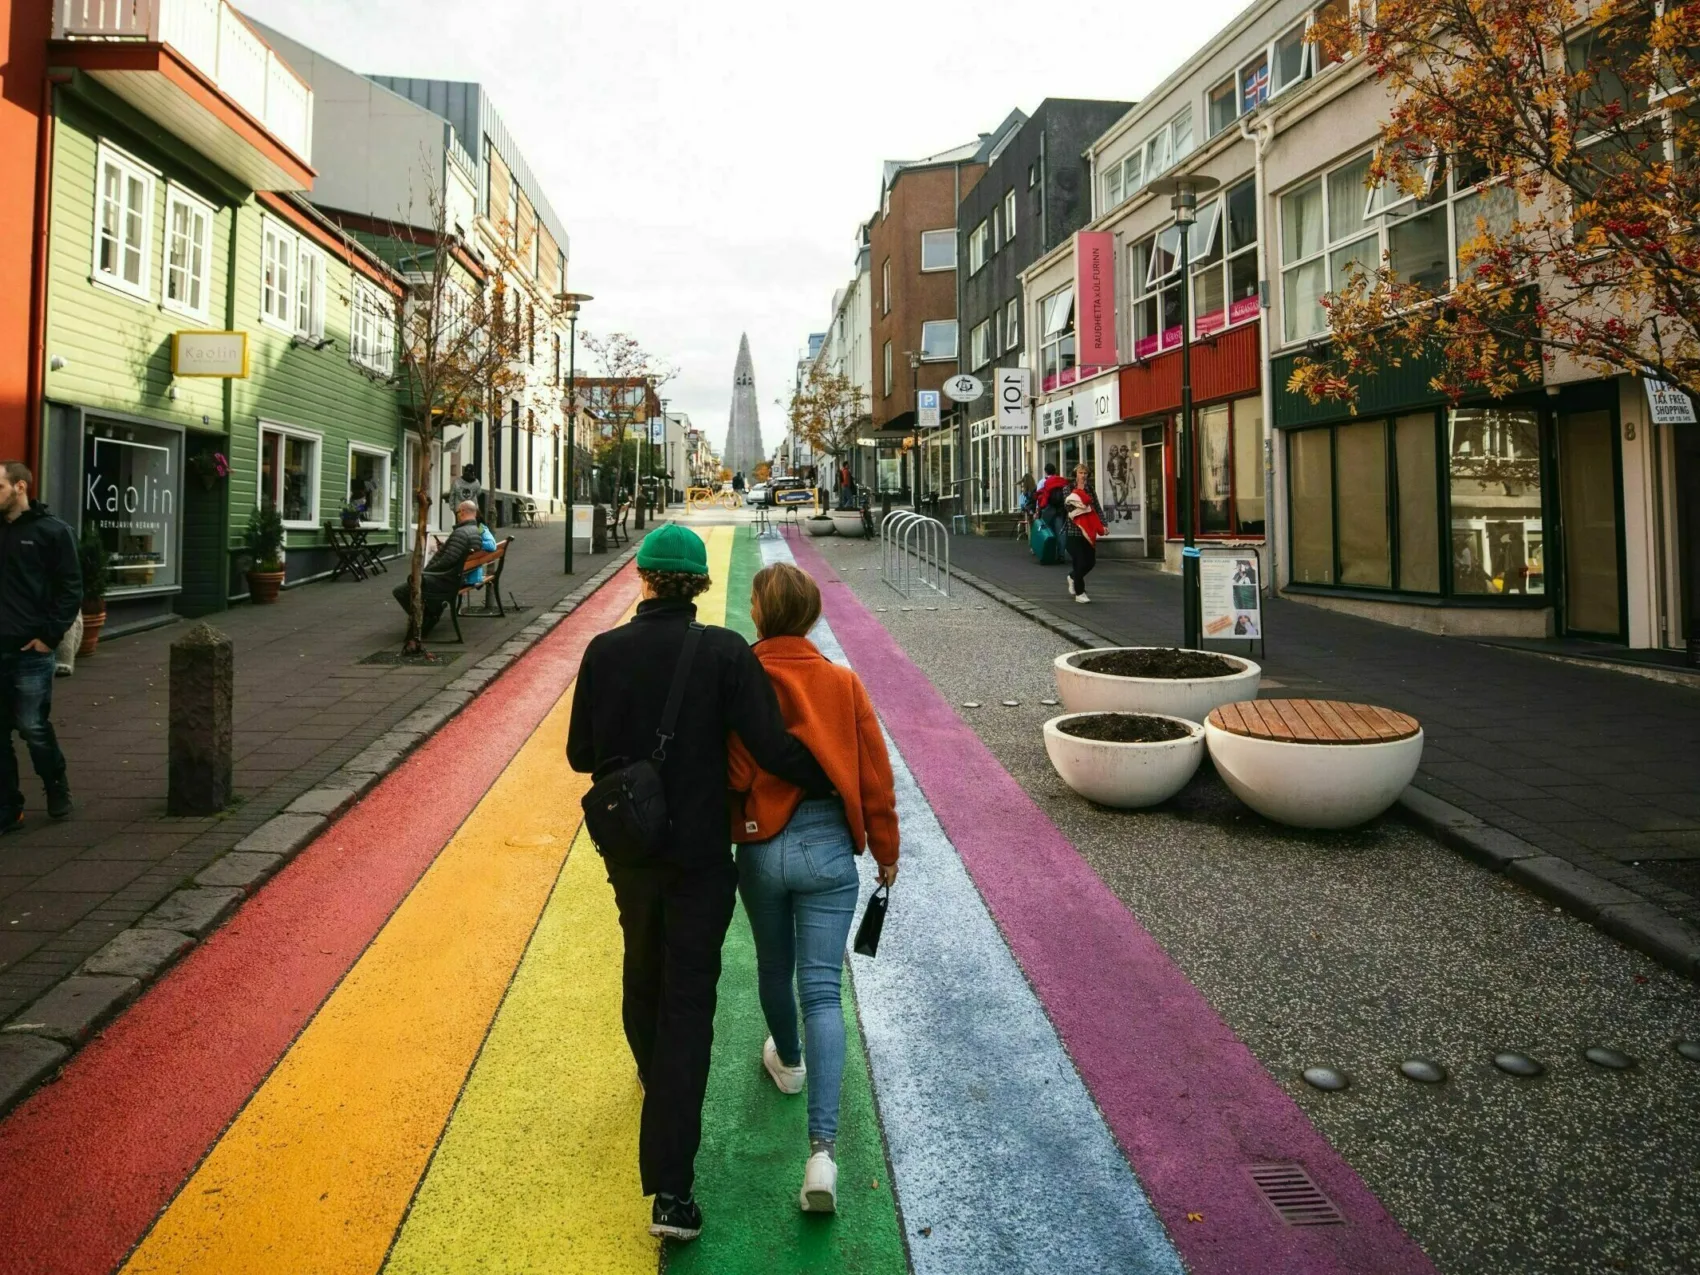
[77, 605, 104, 658]
[247, 569, 286, 604]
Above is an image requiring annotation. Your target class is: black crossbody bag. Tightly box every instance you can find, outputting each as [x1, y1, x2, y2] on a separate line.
[580, 623, 704, 866]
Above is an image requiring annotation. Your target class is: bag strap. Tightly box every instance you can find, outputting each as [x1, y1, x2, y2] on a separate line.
[652, 622, 704, 762]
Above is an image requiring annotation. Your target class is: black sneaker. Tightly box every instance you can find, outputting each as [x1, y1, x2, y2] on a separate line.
[649, 1194, 702, 1242]
[45, 783, 71, 820]
[0, 809, 22, 835]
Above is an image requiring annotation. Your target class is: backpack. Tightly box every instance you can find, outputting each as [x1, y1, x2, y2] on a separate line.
[1043, 481, 1067, 513]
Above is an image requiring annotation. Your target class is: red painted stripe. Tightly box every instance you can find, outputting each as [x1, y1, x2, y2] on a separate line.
[787, 529, 1434, 1275]
[0, 569, 638, 1275]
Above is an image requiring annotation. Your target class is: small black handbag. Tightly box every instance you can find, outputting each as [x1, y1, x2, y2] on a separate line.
[852, 885, 889, 958]
[580, 624, 703, 865]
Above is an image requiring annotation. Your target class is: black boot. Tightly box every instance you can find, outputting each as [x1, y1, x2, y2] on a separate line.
[45, 777, 71, 820]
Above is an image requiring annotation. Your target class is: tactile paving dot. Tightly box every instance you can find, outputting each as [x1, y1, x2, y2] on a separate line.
[1399, 1058, 1447, 1084]
[1493, 1051, 1545, 1077]
[1582, 1046, 1636, 1070]
[1301, 1067, 1349, 1092]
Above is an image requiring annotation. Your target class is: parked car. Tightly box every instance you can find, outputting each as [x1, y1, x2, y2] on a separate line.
[746, 481, 771, 506]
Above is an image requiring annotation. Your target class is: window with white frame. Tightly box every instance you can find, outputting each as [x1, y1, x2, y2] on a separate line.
[1004, 297, 1020, 351]
[1271, 19, 1314, 96]
[1208, 76, 1238, 139]
[1003, 189, 1016, 240]
[920, 229, 956, 272]
[347, 444, 390, 526]
[1111, 107, 1196, 209]
[1038, 286, 1075, 391]
[969, 318, 992, 369]
[350, 277, 396, 375]
[94, 146, 154, 299]
[1280, 150, 1516, 343]
[882, 258, 891, 314]
[261, 220, 296, 329]
[1193, 178, 1261, 338]
[1132, 226, 1185, 358]
[296, 245, 325, 340]
[258, 424, 319, 525]
[969, 220, 990, 274]
[1103, 159, 1124, 213]
[162, 187, 211, 318]
[920, 320, 957, 361]
[883, 340, 893, 395]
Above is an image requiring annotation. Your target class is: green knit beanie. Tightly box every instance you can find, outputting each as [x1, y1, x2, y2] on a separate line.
[635, 525, 709, 575]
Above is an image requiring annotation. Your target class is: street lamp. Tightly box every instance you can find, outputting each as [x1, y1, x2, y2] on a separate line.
[557, 291, 593, 573]
[1148, 173, 1219, 649]
[907, 350, 922, 506]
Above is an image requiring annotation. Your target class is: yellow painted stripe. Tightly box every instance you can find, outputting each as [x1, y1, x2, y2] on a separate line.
[120, 687, 589, 1275]
[381, 526, 734, 1272]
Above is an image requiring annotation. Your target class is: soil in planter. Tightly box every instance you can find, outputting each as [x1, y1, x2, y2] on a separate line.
[1058, 713, 1193, 744]
[1077, 648, 1239, 679]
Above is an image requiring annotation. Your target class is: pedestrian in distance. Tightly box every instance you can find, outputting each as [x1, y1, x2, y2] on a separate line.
[446, 464, 484, 522]
[566, 525, 831, 1245]
[1035, 462, 1068, 549]
[1065, 464, 1107, 604]
[727, 562, 899, 1216]
[392, 500, 482, 639]
[0, 463, 81, 830]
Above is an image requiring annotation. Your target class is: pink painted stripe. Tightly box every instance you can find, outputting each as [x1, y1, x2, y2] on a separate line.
[788, 529, 1435, 1275]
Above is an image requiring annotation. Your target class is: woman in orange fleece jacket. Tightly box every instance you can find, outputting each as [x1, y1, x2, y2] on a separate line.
[727, 562, 899, 1216]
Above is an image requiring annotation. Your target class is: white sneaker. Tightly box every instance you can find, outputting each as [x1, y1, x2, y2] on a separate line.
[1076, 593, 1091, 604]
[800, 1150, 838, 1213]
[1066, 575, 1076, 595]
[763, 1037, 806, 1094]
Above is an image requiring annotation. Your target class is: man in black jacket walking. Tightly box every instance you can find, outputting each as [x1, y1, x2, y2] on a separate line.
[567, 524, 829, 1243]
[0, 463, 81, 829]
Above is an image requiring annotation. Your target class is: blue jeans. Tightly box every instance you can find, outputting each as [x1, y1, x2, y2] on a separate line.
[0, 649, 65, 811]
[737, 798, 860, 1141]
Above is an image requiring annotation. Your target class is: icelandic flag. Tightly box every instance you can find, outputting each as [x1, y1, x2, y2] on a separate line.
[1243, 61, 1270, 111]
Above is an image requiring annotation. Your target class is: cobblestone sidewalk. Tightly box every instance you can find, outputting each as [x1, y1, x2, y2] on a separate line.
[945, 535, 1700, 936]
[0, 522, 639, 1021]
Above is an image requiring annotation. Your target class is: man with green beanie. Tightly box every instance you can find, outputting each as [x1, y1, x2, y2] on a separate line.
[567, 524, 830, 1243]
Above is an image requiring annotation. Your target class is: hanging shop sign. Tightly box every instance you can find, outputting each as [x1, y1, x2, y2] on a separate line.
[1644, 378, 1696, 425]
[943, 373, 985, 402]
[1199, 552, 1263, 641]
[917, 389, 941, 430]
[171, 331, 250, 378]
[1074, 231, 1119, 367]
[996, 368, 1031, 435]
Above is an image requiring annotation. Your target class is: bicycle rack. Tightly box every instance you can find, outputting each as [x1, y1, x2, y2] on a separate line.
[880, 510, 950, 599]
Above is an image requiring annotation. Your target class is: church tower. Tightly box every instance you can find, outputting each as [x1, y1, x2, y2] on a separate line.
[724, 334, 765, 476]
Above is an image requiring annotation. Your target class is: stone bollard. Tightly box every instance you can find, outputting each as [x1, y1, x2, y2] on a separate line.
[592, 504, 608, 554]
[168, 622, 233, 815]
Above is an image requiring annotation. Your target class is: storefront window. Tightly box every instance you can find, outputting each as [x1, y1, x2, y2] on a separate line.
[1233, 398, 1266, 534]
[83, 418, 183, 593]
[1336, 420, 1391, 586]
[260, 427, 319, 525]
[1101, 429, 1140, 528]
[1449, 408, 1545, 595]
[1289, 428, 1334, 583]
[348, 446, 390, 526]
[1395, 414, 1440, 591]
[1197, 405, 1232, 533]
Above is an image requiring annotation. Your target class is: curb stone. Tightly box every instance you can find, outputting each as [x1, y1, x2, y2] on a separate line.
[0, 537, 646, 1118]
[947, 559, 1700, 983]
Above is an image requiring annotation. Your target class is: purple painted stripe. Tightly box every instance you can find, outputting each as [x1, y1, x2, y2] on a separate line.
[787, 529, 1436, 1275]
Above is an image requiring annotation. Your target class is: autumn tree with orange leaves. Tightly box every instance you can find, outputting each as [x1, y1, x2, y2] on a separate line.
[1291, 0, 1700, 409]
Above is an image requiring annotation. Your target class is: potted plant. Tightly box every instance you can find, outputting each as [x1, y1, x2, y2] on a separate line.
[244, 503, 287, 604]
[805, 513, 836, 537]
[340, 499, 364, 530]
[1043, 711, 1205, 808]
[189, 449, 230, 491]
[77, 521, 108, 657]
[1052, 647, 1261, 723]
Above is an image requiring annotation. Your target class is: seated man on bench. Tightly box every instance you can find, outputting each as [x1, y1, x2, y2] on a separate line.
[392, 500, 482, 637]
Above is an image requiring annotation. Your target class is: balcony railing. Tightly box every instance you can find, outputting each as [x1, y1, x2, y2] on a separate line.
[55, 0, 313, 163]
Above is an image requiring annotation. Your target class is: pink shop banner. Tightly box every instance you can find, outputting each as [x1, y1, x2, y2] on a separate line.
[1075, 231, 1119, 367]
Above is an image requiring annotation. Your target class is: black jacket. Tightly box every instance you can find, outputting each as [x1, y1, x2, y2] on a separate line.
[567, 598, 830, 868]
[422, 520, 484, 592]
[0, 502, 82, 648]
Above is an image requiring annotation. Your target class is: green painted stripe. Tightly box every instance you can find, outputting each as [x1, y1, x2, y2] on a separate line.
[666, 530, 908, 1274]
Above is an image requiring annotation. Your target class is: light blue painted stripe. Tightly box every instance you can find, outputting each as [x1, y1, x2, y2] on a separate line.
[759, 536, 1182, 1275]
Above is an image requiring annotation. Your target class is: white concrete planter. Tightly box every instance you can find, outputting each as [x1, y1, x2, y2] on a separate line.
[1204, 724, 1425, 829]
[1053, 648, 1262, 724]
[1043, 713, 1205, 809]
[804, 517, 837, 537]
[829, 509, 870, 538]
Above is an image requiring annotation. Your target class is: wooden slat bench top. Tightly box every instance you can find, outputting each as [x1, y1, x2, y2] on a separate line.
[1206, 699, 1420, 744]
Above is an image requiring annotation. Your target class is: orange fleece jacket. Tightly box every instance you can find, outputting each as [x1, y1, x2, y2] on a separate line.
[727, 636, 900, 865]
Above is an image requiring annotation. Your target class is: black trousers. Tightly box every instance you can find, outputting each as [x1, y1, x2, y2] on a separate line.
[1067, 533, 1097, 594]
[392, 581, 456, 634]
[606, 857, 739, 1198]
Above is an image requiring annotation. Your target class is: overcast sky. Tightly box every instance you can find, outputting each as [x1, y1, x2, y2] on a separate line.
[241, 0, 1252, 457]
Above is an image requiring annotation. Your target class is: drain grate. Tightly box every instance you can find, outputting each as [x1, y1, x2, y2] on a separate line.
[1247, 1164, 1346, 1227]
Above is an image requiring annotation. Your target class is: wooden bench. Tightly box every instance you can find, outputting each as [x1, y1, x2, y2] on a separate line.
[1206, 699, 1420, 745]
[1203, 698, 1424, 829]
[443, 536, 514, 643]
[606, 501, 631, 547]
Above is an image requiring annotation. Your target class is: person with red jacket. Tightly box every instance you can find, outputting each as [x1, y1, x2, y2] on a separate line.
[1033, 461, 1068, 548]
[728, 562, 899, 1216]
[1064, 464, 1108, 603]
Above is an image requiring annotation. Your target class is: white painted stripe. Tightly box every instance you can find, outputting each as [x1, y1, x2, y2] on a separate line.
[760, 536, 1182, 1274]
